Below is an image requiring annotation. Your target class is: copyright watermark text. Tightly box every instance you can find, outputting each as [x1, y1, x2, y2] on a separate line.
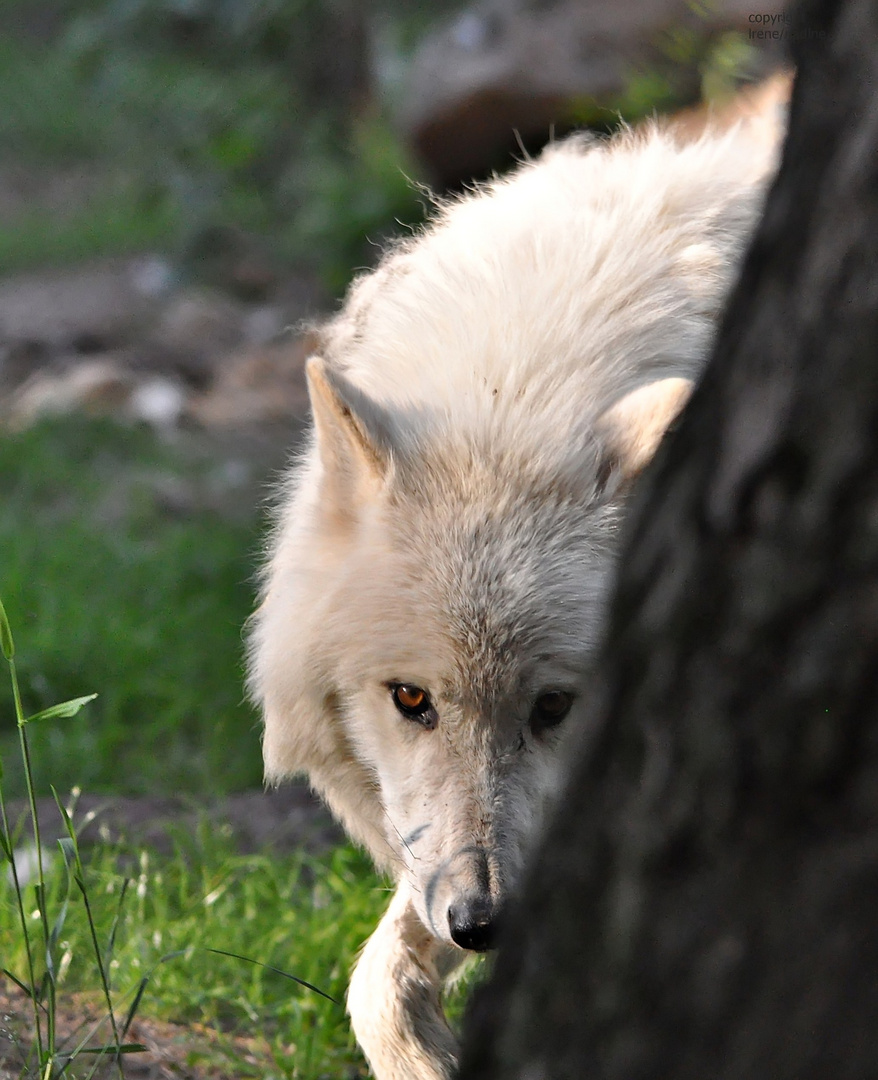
[747, 12, 826, 40]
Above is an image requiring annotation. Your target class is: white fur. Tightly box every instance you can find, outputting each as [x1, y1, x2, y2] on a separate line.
[248, 121, 779, 1080]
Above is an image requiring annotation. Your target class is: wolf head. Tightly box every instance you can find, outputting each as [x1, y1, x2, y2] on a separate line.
[248, 125, 775, 951]
[251, 355, 691, 949]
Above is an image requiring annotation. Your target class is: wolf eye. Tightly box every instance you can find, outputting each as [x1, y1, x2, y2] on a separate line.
[530, 691, 574, 735]
[390, 684, 437, 729]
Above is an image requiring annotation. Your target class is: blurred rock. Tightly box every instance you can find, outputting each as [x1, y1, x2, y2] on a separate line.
[268, 270, 331, 327]
[0, 162, 126, 227]
[7, 355, 135, 429]
[181, 224, 283, 300]
[242, 304, 288, 345]
[188, 336, 314, 428]
[400, 0, 787, 187]
[5, 353, 190, 431]
[0, 339, 53, 390]
[0, 256, 168, 351]
[128, 377, 188, 428]
[128, 254, 177, 299]
[0, 253, 331, 434]
[148, 288, 248, 385]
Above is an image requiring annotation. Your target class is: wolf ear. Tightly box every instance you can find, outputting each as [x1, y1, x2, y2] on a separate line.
[594, 377, 693, 498]
[307, 356, 395, 515]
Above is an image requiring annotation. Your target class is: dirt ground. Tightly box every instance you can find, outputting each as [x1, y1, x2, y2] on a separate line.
[0, 981, 298, 1080]
[3, 787, 343, 860]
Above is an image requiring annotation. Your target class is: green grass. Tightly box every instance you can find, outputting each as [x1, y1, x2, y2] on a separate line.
[0, 826, 386, 1078]
[0, 573, 384, 1078]
[0, 416, 266, 799]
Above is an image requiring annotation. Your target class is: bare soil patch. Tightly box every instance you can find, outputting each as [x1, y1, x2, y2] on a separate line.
[4, 787, 342, 859]
[0, 981, 298, 1080]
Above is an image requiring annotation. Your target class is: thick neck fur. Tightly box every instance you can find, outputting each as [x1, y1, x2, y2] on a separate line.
[320, 125, 775, 435]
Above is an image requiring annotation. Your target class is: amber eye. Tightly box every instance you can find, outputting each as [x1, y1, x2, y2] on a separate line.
[529, 691, 574, 735]
[390, 684, 438, 729]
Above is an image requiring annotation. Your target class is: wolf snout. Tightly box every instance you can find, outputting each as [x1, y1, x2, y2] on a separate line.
[447, 896, 499, 952]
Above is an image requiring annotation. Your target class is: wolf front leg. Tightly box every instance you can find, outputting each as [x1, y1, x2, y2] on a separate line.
[348, 881, 463, 1080]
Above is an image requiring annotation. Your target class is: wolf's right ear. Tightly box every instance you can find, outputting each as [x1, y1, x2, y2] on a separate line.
[307, 357, 395, 517]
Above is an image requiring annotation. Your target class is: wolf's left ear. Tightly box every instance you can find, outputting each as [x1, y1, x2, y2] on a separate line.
[594, 377, 693, 498]
[307, 356, 395, 514]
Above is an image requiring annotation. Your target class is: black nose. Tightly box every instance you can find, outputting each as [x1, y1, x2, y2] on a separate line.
[447, 898, 497, 952]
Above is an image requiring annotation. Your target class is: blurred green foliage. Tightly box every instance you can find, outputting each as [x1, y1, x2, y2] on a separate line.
[569, 20, 762, 131]
[0, 417, 264, 798]
[0, 0, 443, 289]
[0, 0, 760, 289]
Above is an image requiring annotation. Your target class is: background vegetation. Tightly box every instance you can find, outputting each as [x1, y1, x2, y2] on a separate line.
[0, 0, 455, 290]
[0, 418, 262, 798]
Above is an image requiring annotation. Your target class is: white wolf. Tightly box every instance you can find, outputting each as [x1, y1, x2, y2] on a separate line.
[248, 120, 779, 1080]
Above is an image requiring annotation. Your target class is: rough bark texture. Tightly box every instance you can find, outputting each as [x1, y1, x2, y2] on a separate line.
[457, 1, 878, 1077]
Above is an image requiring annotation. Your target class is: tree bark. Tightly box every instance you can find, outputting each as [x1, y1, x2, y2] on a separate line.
[457, 1, 878, 1077]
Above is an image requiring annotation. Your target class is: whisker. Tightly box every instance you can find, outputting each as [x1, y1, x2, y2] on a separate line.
[385, 813, 423, 863]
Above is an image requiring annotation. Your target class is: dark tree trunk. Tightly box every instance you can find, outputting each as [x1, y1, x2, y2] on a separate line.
[457, 1, 878, 1077]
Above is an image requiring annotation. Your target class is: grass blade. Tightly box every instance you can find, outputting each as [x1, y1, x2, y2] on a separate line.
[2, 968, 40, 1001]
[75, 1043, 148, 1056]
[102, 878, 131, 981]
[52, 789, 125, 1074]
[205, 947, 341, 1005]
[24, 694, 98, 726]
[115, 948, 187, 1049]
[0, 595, 14, 659]
[119, 977, 150, 1042]
[52, 792, 79, 848]
[0, 792, 44, 1054]
[47, 842, 75, 959]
